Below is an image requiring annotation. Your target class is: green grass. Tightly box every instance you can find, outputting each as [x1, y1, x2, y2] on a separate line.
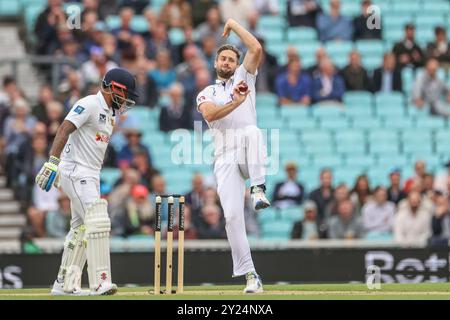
[1, 283, 450, 300]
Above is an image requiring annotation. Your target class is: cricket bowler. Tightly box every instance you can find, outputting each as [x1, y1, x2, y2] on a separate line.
[35, 68, 138, 296]
[197, 18, 270, 293]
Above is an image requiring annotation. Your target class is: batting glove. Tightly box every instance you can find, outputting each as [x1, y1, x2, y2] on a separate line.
[35, 156, 61, 192]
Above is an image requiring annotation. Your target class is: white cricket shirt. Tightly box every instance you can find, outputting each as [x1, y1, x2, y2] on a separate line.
[196, 64, 258, 156]
[61, 91, 115, 171]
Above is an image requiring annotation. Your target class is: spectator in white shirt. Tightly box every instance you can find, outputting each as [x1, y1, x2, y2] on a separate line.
[362, 186, 395, 235]
[394, 191, 432, 246]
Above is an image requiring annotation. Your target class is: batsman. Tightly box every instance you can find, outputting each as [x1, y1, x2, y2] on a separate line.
[35, 68, 138, 296]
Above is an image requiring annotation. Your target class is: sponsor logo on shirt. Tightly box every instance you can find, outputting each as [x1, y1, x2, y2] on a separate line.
[74, 105, 85, 114]
[198, 96, 206, 103]
[95, 132, 110, 143]
[99, 113, 106, 123]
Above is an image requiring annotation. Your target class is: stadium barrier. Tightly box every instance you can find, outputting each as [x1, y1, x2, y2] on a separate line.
[0, 240, 448, 288]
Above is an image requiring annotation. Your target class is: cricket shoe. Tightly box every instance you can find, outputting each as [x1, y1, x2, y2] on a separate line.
[90, 282, 118, 296]
[251, 185, 271, 210]
[50, 280, 90, 296]
[243, 272, 263, 293]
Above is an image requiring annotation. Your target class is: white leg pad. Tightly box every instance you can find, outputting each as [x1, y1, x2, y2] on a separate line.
[57, 225, 87, 293]
[84, 199, 112, 291]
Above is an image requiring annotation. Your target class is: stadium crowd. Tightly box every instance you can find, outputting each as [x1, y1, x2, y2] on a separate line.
[0, 0, 450, 248]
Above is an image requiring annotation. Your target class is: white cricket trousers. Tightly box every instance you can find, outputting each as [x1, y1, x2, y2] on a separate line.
[59, 161, 101, 228]
[213, 125, 267, 277]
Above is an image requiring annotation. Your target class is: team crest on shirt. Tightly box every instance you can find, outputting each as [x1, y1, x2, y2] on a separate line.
[95, 132, 110, 143]
[99, 113, 106, 123]
[110, 117, 115, 126]
[74, 105, 84, 114]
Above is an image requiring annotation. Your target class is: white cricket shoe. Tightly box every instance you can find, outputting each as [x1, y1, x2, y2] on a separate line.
[90, 282, 118, 296]
[251, 186, 271, 210]
[243, 272, 263, 294]
[50, 280, 90, 296]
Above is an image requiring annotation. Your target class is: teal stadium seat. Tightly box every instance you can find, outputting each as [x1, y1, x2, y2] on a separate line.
[279, 206, 303, 222]
[280, 106, 310, 119]
[101, 168, 121, 186]
[106, 15, 120, 30]
[169, 28, 185, 46]
[415, 117, 447, 130]
[312, 154, 342, 168]
[287, 117, 318, 130]
[287, 27, 317, 42]
[0, 0, 20, 16]
[312, 106, 345, 118]
[258, 15, 286, 29]
[383, 117, 413, 129]
[256, 93, 278, 106]
[351, 116, 381, 129]
[261, 220, 293, 240]
[131, 15, 149, 33]
[423, 0, 450, 12]
[344, 154, 375, 168]
[319, 117, 350, 130]
[376, 154, 409, 168]
[343, 91, 373, 106]
[391, 1, 421, 14]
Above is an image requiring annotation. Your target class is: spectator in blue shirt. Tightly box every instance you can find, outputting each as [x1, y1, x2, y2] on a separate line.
[276, 56, 312, 106]
[311, 58, 345, 103]
[148, 48, 177, 91]
[316, 0, 353, 42]
[111, 6, 137, 50]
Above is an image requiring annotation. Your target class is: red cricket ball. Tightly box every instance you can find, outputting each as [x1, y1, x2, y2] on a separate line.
[238, 82, 248, 94]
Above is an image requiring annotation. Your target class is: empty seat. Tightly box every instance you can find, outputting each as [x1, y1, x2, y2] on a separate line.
[343, 91, 373, 106]
[383, 117, 414, 129]
[344, 155, 375, 167]
[319, 118, 350, 130]
[415, 117, 446, 129]
[376, 154, 409, 168]
[287, 27, 317, 42]
[311, 154, 342, 168]
[280, 107, 310, 119]
[312, 106, 345, 118]
[351, 116, 381, 129]
[301, 130, 332, 143]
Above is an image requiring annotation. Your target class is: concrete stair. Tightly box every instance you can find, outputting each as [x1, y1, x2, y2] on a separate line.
[0, 175, 26, 240]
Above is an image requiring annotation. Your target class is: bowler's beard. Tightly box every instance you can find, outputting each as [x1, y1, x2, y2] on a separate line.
[216, 67, 234, 79]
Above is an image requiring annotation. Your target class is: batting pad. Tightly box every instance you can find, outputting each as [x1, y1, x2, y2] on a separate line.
[58, 225, 87, 292]
[84, 199, 112, 291]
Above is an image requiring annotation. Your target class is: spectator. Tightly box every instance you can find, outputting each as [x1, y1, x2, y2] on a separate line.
[148, 49, 177, 91]
[185, 173, 205, 227]
[316, 0, 353, 42]
[0, 76, 19, 131]
[307, 46, 328, 78]
[200, 36, 217, 72]
[117, 127, 153, 168]
[423, 173, 435, 199]
[255, 38, 279, 93]
[32, 84, 55, 123]
[143, 21, 175, 61]
[4, 99, 37, 187]
[291, 200, 320, 240]
[311, 58, 345, 104]
[362, 186, 395, 236]
[176, 45, 204, 95]
[324, 183, 350, 219]
[80, 46, 118, 86]
[111, 6, 136, 49]
[44, 100, 64, 143]
[56, 37, 87, 79]
[287, 0, 321, 28]
[352, 0, 381, 40]
[197, 204, 227, 239]
[327, 199, 365, 239]
[394, 191, 432, 246]
[272, 162, 305, 208]
[14, 128, 49, 206]
[191, 0, 217, 28]
[159, 82, 193, 132]
[160, 0, 192, 29]
[120, 0, 149, 14]
[277, 46, 300, 76]
[309, 168, 334, 224]
[195, 7, 226, 47]
[434, 161, 450, 195]
[173, 205, 198, 240]
[429, 193, 450, 247]
[220, 0, 253, 28]
[372, 52, 403, 93]
[403, 160, 427, 194]
[412, 58, 450, 117]
[58, 70, 83, 112]
[189, 68, 211, 131]
[132, 150, 159, 190]
[75, 10, 101, 56]
[113, 184, 155, 237]
[101, 32, 121, 65]
[246, 11, 263, 40]
[426, 26, 450, 68]
[45, 193, 71, 238]
[134, 59, 159, 108]
[340, 50, 371, 91]
[392, 24, 424, 69]
[253, 0, 278, 15]
[34, 0, 67, 55]
[350, 174, 372, 215]
[27, 174, 60, 238]
[276, 56, 312, 106]
[387, 168, 407, 205]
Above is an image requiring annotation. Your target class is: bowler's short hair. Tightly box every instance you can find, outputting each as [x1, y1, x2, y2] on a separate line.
[216, 44, 241, 62]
